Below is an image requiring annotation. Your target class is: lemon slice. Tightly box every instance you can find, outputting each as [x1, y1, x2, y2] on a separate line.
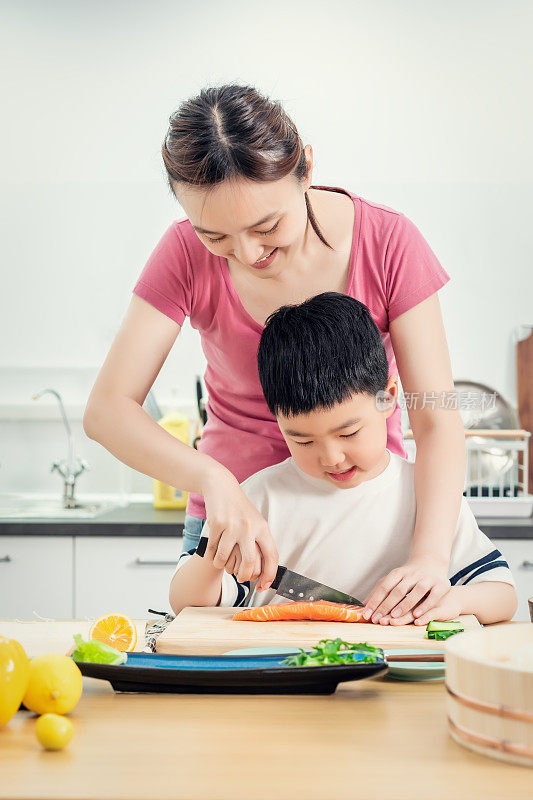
[88, 612, 137, 652]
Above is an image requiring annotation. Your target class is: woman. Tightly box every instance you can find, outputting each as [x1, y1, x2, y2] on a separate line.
[84, 84, 466, 625]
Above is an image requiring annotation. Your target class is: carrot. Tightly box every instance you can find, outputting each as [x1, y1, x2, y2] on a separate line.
[232, 601, 365, 623]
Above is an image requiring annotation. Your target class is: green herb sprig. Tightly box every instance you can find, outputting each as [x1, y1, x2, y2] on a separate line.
[281, 638, 384, 667]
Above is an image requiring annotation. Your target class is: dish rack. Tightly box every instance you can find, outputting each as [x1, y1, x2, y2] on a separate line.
[403, 429, 533, 518]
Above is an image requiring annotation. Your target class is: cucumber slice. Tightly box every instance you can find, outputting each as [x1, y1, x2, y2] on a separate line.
[426, 629, 464, 640]
[426, 620, 464, 633]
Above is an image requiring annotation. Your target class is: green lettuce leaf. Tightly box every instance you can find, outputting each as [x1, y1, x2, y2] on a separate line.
[71, 633, 128, 665]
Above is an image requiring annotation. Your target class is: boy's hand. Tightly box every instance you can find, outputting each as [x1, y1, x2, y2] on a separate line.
[362, 555, 450, 623]
[223, 543, 263, 586]
[376, 589, 462, 626]
[410, 587, 462, 626]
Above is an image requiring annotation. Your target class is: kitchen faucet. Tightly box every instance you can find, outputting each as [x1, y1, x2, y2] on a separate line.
[32, 388, 89, 509]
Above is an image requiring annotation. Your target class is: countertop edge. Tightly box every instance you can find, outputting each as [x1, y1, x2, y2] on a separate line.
[1, 506, 532, 540]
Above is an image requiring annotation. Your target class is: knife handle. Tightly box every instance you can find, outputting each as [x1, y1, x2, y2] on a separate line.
[195, 536, 208, 557]
[269, 565, 285, 591]
[196, 537, 283, 591]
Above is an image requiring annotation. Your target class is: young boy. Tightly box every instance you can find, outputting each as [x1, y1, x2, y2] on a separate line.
[169, 293, 517, 625]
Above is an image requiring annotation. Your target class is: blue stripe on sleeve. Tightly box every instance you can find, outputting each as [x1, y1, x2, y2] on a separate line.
[449, 549, 502, 586]
[174, 547, 197, 568]
[234, 579, 251, 607]
[462, 561, 510, 585]
[177, 547, 197, 562]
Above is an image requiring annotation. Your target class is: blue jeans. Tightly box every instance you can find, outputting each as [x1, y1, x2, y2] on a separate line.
[181, 513, 206, 554]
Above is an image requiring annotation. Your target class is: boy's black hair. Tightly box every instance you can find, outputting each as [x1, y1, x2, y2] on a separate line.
[257, 292, 389, 417]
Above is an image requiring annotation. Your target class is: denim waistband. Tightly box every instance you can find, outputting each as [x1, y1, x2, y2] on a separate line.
[181, 513, 207, 553]
[184, 513, 206, 536]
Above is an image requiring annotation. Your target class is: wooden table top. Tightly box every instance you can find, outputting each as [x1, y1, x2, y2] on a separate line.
[1, 620, 531, 800]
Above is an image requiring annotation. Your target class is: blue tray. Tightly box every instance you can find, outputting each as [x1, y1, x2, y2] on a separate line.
[75, 651, 388, 695]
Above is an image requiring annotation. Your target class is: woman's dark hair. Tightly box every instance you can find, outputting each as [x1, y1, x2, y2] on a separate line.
[162, 84, 333, 249]
[257, 292, 389, 417]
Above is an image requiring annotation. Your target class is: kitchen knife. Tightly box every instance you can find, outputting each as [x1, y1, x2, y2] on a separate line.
[195, 376, 207, 425]
[194, 536, 364, 607]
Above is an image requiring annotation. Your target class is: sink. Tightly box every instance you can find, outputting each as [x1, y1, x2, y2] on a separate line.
[0, 494, 124, 520]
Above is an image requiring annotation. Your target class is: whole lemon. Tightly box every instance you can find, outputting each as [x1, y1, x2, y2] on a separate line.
[0, 636, 30, 727]
[23, 654, 82, 715]
[35, 713, 74, 750]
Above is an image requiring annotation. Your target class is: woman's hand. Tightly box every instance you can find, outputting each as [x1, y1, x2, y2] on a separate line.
[362, 555, 451, 623]
[201, 465, 279, 591]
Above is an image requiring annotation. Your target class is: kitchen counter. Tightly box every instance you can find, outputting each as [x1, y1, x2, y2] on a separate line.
[0, 619, 531, 800]
[477, 516, 533, 538]
[0, 502, 185, 537]
[1, 502, 532, 538]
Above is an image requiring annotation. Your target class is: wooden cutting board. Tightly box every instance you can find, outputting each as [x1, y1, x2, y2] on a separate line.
[156, 607, 481, 654]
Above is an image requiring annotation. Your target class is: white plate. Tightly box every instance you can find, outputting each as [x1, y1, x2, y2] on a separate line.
[383, 648, 445, 681]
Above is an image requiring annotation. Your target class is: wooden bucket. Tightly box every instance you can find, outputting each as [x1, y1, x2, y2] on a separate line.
[446, 624, 533, 767]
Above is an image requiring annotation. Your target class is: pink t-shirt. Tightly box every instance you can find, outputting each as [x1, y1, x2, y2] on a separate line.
[133, 187, 450, 518]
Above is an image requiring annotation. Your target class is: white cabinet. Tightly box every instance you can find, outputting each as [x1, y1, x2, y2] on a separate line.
[0, 536, 74, 618]
[74, 536, 181, 619]
[2, 532, 530, 623]
[492, 539, 533, 621]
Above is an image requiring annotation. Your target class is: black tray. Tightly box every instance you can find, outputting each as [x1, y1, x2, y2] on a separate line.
[75, 652, 388, 695]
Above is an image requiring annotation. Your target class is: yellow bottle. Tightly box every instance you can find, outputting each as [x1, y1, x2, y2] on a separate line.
[153, 412, 190, 509]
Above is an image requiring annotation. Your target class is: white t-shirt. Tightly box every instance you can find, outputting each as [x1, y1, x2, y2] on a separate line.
[175, 451, 514, 607]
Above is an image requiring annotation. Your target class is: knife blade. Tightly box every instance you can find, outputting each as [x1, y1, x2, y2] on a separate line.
[194, 536, 364, 607]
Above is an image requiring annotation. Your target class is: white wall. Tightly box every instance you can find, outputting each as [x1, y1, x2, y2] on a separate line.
[1, 0, 532, 493]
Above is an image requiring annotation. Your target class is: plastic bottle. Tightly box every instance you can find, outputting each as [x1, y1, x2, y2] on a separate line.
[153, 412, 190, 509]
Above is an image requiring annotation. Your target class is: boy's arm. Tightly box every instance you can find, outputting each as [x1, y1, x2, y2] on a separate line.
[168, 553, 224, 615]
[449, 581, 517, 625]
[168, 523, 255, 615]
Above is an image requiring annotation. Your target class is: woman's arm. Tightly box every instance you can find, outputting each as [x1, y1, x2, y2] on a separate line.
[363, 293, 466, 622]
[84, 295, 278, 590]
[84, 295, 214, 492]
